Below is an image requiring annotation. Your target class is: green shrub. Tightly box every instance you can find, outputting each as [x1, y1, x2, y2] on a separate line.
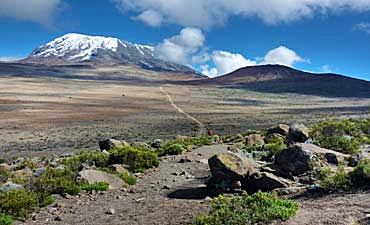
[118, 172, 137, 185]
[0, 213, 13, 225]
[36, 193, 55, 208]
[0, 190, 38, 219]
[65, 151, 109, 172]
[158, 136, 214, 156]
[109, 146, 159, 172]
[193, 192, 298, 225]
[158, 144, 186, 156]
[310, 119, 370, 154]
[319, 166, 350, 190]
[350, 159, 370, 187]
[243, 136, 286, 161]
[80, 182, 109, 192]
[30, 167, 81, 196]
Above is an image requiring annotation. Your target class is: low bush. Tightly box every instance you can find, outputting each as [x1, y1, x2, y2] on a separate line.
[158, 136, 214, 156]
[193, 192, 298, 225]
[243, 136, 287, 161]
[157, 144, 185, 156]
[350, 159, 370, 187]
[310, 119, 370, 154]
[118, 172, 137, 185]
[319, 166, 350, 190]
[65, 151, 109, 172]
[0, 213, 13, 225]
[80, 182, 109, 192]
[30, 167, 81, 196]
[109, 146, 159, 172]
[0, 190, 38, 219]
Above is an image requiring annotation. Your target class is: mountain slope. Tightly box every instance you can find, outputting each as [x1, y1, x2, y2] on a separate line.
[22, 33, 196, 74]
[194, 65, 370, 98]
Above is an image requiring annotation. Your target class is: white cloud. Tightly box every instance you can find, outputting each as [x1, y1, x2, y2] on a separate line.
[155, 27, 205, 65]
[0, 0, 62, 26]
[207, 51, 257, 76]
[261, 46, 304, 66]
[0, 56, 22, 62]
[354, 22, 370, 34]
[135, 10, 163, 27]
[200, 46, 304, 77]
[113, 0, 370, 28]
[321, 64, 332, 73]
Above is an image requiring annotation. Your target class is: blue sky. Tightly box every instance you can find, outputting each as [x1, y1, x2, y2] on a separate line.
[1, 0, 370, 81]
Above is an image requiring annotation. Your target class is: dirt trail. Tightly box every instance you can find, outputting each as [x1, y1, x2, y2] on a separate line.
[160, 86, 206, 136]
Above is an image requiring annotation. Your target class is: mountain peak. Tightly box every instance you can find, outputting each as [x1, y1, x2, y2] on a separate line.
[24, 33, 194, 74]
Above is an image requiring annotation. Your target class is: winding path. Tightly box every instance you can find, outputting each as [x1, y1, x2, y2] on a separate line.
[160, 86, 206, 136]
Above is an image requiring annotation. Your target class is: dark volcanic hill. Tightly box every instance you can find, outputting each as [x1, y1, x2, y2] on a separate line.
[194, 65, 370, 98]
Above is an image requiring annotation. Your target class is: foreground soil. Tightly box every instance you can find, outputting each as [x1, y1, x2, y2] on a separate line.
[22, 145, 370, 225]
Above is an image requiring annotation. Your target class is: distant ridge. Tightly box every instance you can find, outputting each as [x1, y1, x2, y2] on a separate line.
[192, 64, 370, 98]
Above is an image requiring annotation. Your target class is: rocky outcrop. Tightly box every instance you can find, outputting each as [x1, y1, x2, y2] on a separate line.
[99, 139, 129, 151]
[207, 153, 254, 190]
[243, 171, 292, 193]
[274, 144, 316, 176]
[288, 123, 309, 143]
[267, 124, 290, 137]
[79, 169, 125, 190]
[245, 134, 265, 146]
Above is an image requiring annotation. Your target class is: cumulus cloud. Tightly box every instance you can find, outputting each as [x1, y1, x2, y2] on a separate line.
[135, 10, 163, 27]
[155, 27, 205, 65]
[113, 0, 370, 28]
[354, 22, 370, 34]
[261, 46, 304, 66]
[202, 51, 257, 77]
[201, 46, 304, 77]
[0, 0, 62, 26]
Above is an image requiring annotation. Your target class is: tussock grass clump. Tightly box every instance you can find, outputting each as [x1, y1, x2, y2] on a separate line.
[0, 213, 13, 225]
[310, 119, 370, 154]
[193, 192, 298, 225]
[80, 182, 109, 192]
[118, 172, 137, 185]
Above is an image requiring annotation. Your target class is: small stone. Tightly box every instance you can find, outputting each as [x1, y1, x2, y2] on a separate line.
[106, 208, 115, 215]
[55, 216, 63, 221]
[204, 196, 212, 202]
[163, 185, 171, 190]
[179, 158, 191, 163]
[135, 198, 146, 203]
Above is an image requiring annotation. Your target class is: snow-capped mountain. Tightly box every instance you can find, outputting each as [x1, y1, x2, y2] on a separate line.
[24, 33, 195, 73]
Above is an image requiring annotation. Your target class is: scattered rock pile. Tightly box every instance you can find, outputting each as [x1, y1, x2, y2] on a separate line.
[206, 123, 363, 195]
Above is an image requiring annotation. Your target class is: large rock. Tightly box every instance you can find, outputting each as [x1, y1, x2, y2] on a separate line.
[0, 181, 23, 192]
[245, 134, 265, 146]
[79, 169, 125, 190]
[267, 124, 290, 137]
[99, 139, 129, 151]
[243, 171, 292, 193]
[288, 123, 309, 143]
[297, 143, 350, 165]
[0, 163, 11, 173]
[208, 152, 254, 181]
[274, 144, 315, 176]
